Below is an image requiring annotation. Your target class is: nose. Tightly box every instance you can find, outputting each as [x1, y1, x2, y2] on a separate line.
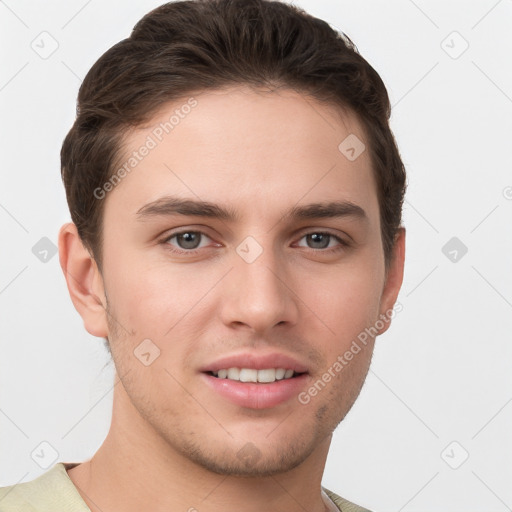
[219, 242, 300, 335]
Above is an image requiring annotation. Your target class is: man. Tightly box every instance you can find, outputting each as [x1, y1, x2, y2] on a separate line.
[0, 0, 406, 510]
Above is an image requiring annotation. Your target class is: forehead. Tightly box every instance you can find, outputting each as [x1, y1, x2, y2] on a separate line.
[104, 85, 378, 223]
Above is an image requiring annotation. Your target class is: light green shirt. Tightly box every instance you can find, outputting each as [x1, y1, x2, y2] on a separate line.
[0, 462, 371, 512]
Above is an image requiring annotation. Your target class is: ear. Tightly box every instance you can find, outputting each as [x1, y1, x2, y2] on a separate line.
[377, 227, 406, 335]
[58, 222, 109, 338]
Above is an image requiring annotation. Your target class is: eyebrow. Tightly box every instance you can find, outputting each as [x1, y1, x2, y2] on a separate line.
[136, 196, 367, 223]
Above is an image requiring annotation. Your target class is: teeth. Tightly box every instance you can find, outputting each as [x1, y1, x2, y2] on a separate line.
[275, 368, 286, 380]
[212, 367, 297, 383]
[257, 369, 276, 383]
[227, 367, 240, 380]
[239, 368, 258, 383]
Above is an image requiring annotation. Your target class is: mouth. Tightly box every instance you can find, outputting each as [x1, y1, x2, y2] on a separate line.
[200, 353, 310, 409]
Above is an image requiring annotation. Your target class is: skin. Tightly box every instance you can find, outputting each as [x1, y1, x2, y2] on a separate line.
[59, 85, 405, 512]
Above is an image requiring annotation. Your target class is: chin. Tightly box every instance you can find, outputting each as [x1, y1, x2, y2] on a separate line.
[172, 430, 319, 478]
[189, 447, 313, 477]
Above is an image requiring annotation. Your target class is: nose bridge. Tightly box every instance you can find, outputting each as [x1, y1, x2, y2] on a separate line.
[221, 236, 297, 332]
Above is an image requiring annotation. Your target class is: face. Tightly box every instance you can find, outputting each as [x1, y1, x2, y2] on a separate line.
[96, 86, 401, 476]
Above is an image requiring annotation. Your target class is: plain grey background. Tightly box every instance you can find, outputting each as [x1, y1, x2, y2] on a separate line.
[1, 1, 511, 511]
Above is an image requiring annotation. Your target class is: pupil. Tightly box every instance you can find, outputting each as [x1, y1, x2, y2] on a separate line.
[309, 233, 329, 249]
[178, 232, 200, 249]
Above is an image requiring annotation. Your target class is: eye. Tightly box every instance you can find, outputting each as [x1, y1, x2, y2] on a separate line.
[160, 229, 349, 256]
[296, 232, 348, 252]
[163, 230, 214, 254]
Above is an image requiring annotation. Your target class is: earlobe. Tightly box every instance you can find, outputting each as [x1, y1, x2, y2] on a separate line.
[377, 227, 406, 335]
[58, 223, 109, 338]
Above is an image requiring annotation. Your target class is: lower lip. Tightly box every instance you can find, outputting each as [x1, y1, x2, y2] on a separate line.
[201, 373, 309, 409]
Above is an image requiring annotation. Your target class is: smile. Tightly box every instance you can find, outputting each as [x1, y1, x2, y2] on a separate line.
[209, 367, 302, 383]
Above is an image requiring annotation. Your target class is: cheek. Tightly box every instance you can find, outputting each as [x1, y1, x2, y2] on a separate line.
[104, 257, 203, 335]
[300, 262, 383, 336]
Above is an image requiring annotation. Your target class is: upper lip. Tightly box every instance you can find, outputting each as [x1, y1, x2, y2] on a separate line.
[200, 352, 309, 374]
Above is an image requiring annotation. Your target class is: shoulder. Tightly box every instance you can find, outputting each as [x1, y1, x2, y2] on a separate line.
[323, 487, 373, 512]
[0, 463, 90, 512]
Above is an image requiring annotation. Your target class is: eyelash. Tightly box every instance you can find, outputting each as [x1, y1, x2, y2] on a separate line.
[160, 230, 349, 256]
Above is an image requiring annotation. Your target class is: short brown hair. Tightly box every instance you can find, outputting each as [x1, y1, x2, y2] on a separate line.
[61, 0, 406, 270]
